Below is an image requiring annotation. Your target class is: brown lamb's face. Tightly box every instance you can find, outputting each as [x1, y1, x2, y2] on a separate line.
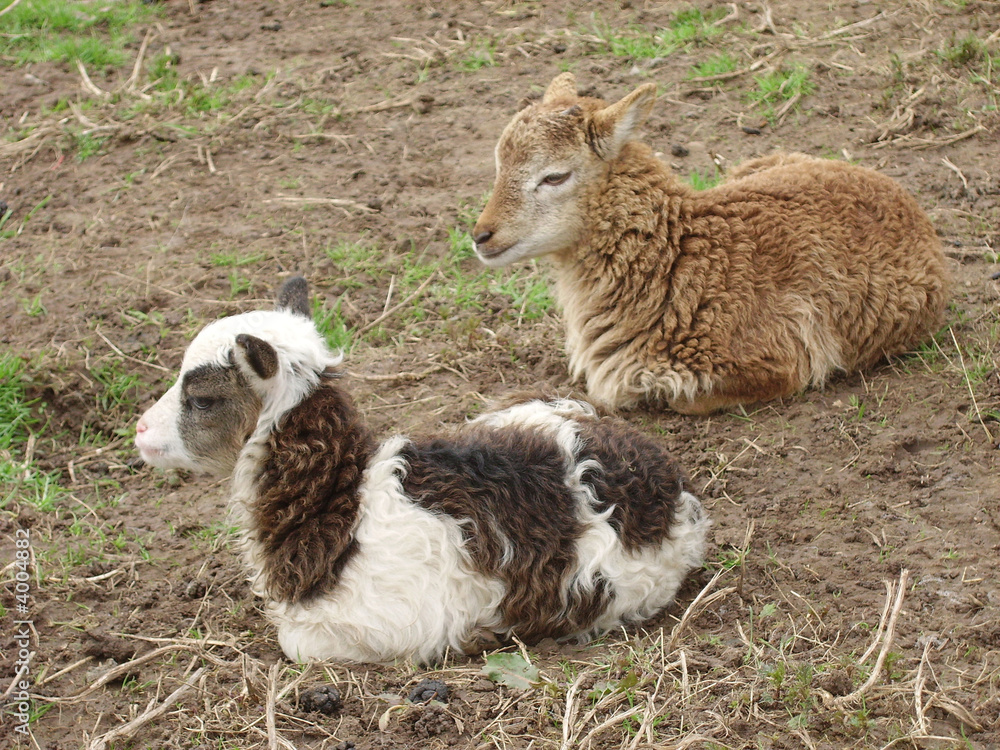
[472, 73, 657, 268]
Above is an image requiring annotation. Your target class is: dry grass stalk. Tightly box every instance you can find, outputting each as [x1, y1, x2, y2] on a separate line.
[76, 60, 109, 99]
[832, 568, 910, 707]
[667, 566, 737, 653]
[262, 195, 375, 213]
[86, 667, 204, 750]
[35, 643, 195, 703]
[949, 326, 995, 444]
[0, 0, 25, 18]
[357, 272, 440, 334]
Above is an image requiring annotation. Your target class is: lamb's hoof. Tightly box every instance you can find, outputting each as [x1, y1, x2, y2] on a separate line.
[407, 679, 449, 704]
[461, 628, 502, 655]
[299, 684, 342, 714]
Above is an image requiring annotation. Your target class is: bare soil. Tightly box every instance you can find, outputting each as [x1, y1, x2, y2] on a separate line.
[1, 1, 998, 748]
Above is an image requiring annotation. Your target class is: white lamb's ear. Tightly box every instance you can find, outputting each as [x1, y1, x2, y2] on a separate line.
[588, 82, 658, 160]
[542, 72, 578, 104]
[233, 333, 279, 382]
[276, 276, 311, 319]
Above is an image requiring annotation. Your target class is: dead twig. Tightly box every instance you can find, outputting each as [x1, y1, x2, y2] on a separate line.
[348, 365, 445, 383]
[0, 0, 25, 18]
[344, 96, 417, 115]
[357, 272, 438, 334]
[124, 29, 156, 92]
[948, 327, 994, 444]
[34, 644, 193, 703]
[667, 567, 737, 652]
[941, 157, 968, 192]
[833, 568, 910, 707]
[86, 667, 204, 750]
[819, 10, 888, 38]
[76, 60, 109, 99]
[262, 195, 374, 213]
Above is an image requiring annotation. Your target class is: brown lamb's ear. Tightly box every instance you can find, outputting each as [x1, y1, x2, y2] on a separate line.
[276, 276, 311, 319]
[235, 333, 279, 381]
[588, 82, 658, 161]
[542, 72, 578, 104]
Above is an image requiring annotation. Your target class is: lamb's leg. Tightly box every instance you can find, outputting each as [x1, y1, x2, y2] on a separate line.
[668, 365, 804, 415]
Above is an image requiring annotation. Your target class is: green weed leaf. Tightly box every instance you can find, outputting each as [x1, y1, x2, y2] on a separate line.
[481, 653, 540, 691]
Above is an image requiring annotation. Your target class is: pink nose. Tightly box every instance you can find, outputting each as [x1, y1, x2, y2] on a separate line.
[136, 419, 148, 433]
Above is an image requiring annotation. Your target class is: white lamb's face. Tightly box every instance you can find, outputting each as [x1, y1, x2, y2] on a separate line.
[135, 321, 270, 476]
[135, 277, 337, 477]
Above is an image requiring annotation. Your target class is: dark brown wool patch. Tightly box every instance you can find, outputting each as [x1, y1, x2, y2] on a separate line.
[574, 419, 683, 552]
[399, 425, 607, 642]
[253, 381, 375, 604]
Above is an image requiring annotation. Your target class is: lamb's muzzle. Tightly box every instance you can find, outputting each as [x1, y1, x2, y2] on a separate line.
[474, 73, 952, 414]
[135, 276, 708, 664]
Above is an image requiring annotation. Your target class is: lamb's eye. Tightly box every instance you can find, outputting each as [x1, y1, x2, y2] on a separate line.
[189, 396, 216, 411]
[540, 172, 571, 187]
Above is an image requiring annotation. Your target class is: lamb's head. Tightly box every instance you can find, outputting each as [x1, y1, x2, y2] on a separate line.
[473, 73, 657, 267]
[135, 277, 340, 476]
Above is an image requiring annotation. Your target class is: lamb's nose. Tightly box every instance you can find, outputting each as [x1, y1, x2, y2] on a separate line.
[474, 230, 493, 245]
[136, 419, 148, 433]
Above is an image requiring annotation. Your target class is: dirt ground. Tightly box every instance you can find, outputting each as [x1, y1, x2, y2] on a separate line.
[1, 0, 999, 748]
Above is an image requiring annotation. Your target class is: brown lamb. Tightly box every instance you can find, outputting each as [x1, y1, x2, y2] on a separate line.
[472, 73, 952, 414]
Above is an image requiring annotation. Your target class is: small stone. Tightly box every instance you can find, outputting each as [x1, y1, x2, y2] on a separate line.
[408, 678, 449, 704]
[670, 144, 689, 157]
[816, 669, 852, 697]
[184, 579, 206, 599]
[471, 678, 496, 692]
[261, 21, 282, 31]
[299, 684, 342, 714]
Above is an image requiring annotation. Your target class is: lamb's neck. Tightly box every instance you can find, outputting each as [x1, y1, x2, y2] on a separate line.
[552, 143, 691, 353]
[559, 142, 690, 286]
[231, 380, 376, 604]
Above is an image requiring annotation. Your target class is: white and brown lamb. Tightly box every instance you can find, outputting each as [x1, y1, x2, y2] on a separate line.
[473, 73, 952, 414]
[135, 277, 708, 663]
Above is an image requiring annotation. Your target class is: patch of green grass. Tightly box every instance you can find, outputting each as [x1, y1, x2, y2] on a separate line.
[690, 52, 738, 78]
[301, 97, 338, 117]
[0, 354, 67, 512]
[0, 352, 35, 452]
[323, 237, 385, 282]
[494, 272, 554, 322]
[746, 65, 815, 123]
[686, 168, 723, 191]
[73, 132, 107, 161]
[0, 0, 157, 67]
[90, 360, 142, 414]
[227, 271, 252, 299]
[597, 8, 726, 60]
[313, 297, 353, 353]
[21, 293, 46, 317]
[315, 228, 554, 347]
[210, 250, 266, 268]
[1, 195, 52, 241]
[132, 53, 261, 118]
[937, 33, 988, 67]
[458, 39, 497, 71]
